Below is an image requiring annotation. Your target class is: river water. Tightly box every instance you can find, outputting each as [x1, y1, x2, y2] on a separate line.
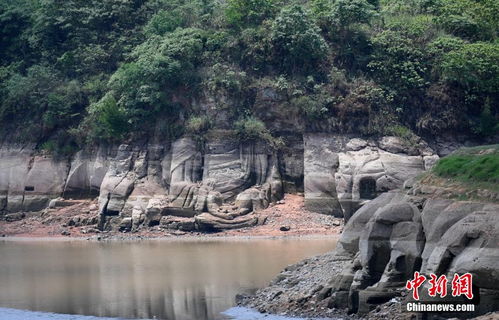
[0, 237, 337, 320]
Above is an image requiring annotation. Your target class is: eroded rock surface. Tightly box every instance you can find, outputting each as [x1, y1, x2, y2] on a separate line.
[1, 134, 438, 232]
[241, 189, 499, 318]
[0, 146, 70, 212]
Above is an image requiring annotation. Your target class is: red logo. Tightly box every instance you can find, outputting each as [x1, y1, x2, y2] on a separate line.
[451, 273, 474, 300]
[428, 274, 448, 298]
[406, 271, 426, 300]
[406, 272, 474, 300]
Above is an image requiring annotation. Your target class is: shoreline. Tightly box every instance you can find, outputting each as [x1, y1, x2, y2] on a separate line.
[1, 194, 343, 242]
[0, 306, 334, 320]
[0, 233, 340, 242]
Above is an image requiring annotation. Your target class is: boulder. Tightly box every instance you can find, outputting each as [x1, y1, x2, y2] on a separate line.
[119, 217, 132, 232]
[160, 216, 196, 232]
[378, 136, 417, 155]
[131, 206, 145, 229]
[420, 200, 484, 269]
[329, 193, 422, 312]
[235, 187, 267, 212]
[195, 212, 258, 231]
[338, 191, 404, 251]
[145, 195, 169, 226]
[423, 206, 499, 289]
[324, 192, 499, 317]
[5, 212, 25, 222]
[346, 138, 368, 151]
[423, 155, 440, 170]
[102, 175, 135, 214]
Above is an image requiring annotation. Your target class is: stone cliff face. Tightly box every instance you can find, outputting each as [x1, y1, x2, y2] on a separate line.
[304, 134, 438, 219]
[0, 134, 438, 231]
[326, 190, 499, 317]
[240, 188, 499, 319]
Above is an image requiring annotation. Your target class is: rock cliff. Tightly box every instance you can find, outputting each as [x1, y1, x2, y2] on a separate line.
[240, 174, 499, 319]
[0, 134, 439, 231]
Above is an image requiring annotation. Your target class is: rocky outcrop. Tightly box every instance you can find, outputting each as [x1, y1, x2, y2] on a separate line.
[0, 134, 439, 231]
[64, 146, 110, 198]
[331, 191, 499, 313]
[304, 134, 434, 218]
[93, 135, 286, 231]
[244, 188, 499, 318]
[326, 192, 427, 313]
[0, 145, 70, 212]
[304, 134, 343, 217]
[416, 200, 499, 315]
[240, 185, 498, 319]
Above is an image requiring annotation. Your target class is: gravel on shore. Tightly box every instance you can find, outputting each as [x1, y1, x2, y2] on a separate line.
[0, 194, 343, 241]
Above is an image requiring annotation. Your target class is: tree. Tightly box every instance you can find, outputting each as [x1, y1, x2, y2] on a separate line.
[1, 64, 85, 135]
[87, 94, 129, 141]
[225, 0, 277, 28]
[435, 0, 498, 41]
[108, 28, 205, 126]
[440, 41, 499, 132]
[270, 5, 328, 73]
[329, 0, 375, 27]
[441, 42, 499, 94]
[312, 0, 375, 72]
[0, 0, 34, 65]
[144, 9, 184, 36]
[368, 30, 428, 95]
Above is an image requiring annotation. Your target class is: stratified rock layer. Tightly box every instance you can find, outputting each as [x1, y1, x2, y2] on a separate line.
[0, 134, 437, 230]
[241, 188, 499, 319]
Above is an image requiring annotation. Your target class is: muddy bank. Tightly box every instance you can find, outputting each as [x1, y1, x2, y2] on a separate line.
[237, 251, 357, 319]
[0, 194, 342, 240]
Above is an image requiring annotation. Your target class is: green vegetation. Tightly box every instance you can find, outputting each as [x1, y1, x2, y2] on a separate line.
[433, 145, 499, 184]
[0, 0, 497, 153]
[235, 116, 284, 148]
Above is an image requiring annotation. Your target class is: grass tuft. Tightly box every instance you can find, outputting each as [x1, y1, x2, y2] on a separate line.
[433, 145, 499, 185]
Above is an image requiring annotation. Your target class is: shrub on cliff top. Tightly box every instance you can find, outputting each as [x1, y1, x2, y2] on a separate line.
[235, 116, 284, 149]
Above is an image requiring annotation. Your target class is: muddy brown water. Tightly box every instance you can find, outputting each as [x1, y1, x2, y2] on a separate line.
[0, 237, 337, 320]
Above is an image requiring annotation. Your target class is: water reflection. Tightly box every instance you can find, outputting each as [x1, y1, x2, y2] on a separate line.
[0, 238, 337, 320]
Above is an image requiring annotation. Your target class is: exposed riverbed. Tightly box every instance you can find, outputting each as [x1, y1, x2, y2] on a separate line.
[0, 237, 337, 320]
